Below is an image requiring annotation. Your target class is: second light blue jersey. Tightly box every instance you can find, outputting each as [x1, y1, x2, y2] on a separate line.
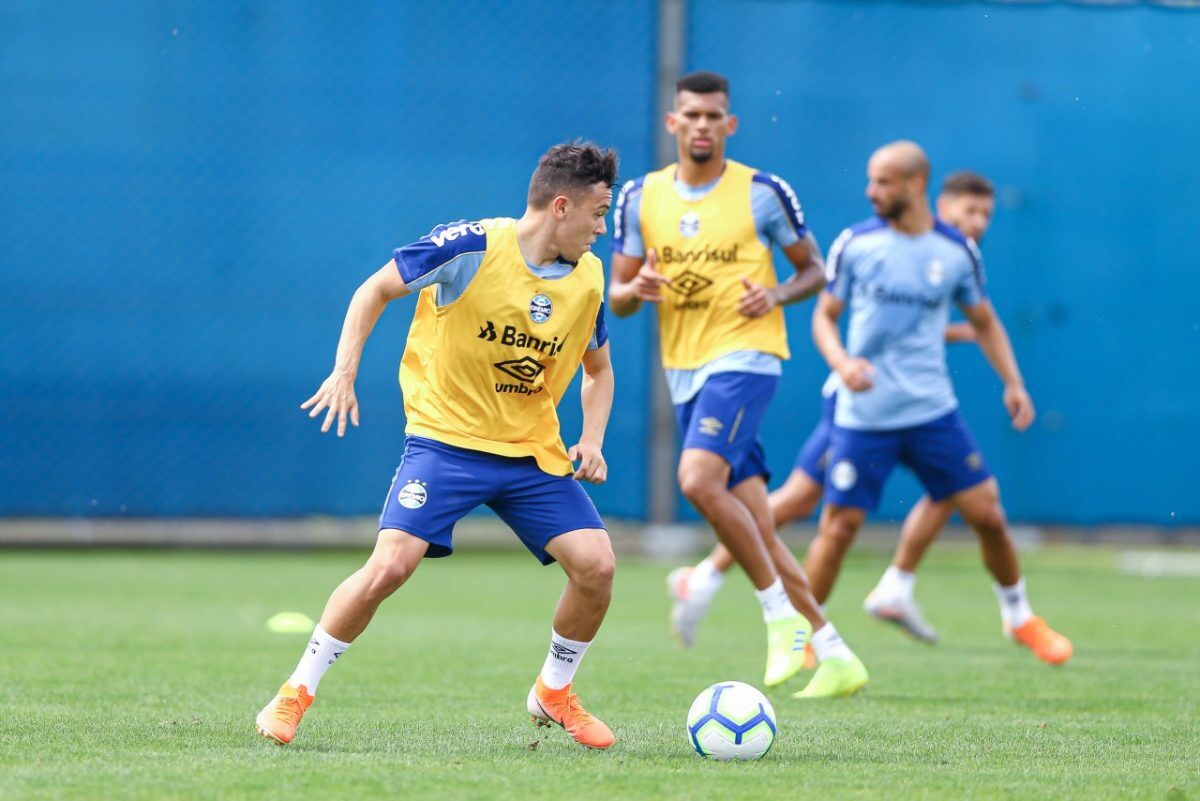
[825, 217, 987, 430]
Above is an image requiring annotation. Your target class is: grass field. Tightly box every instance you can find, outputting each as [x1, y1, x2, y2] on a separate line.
[2, 542, 1197, 800]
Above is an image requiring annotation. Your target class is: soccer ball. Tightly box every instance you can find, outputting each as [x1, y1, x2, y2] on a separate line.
[686, 681, 777, 761]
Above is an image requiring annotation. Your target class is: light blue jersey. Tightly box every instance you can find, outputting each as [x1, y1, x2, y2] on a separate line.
[613, 169, 806, 403]
[825, 217, 987, 430]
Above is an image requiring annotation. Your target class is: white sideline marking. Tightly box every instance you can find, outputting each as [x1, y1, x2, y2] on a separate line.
[1116, 551, 1200, 578]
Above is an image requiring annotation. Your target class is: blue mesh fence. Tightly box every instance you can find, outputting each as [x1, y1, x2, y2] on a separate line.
[1, 1, 1197, 524]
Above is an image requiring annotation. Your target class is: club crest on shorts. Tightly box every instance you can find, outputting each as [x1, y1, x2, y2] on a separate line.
[830, 460, 858, 491]
[925, 259, 946, 287]
[679, 211, 701, 238]
[530, 294, 553, 324]
[397, 480, 428, 509]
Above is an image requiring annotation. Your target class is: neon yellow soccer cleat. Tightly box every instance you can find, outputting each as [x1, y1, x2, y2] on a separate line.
[763, 615, 810, 688]
[792, 655, 869, 699]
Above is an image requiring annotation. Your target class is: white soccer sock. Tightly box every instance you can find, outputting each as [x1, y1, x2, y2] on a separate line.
[873, 565, 916, 601]
[754, 578, 799, 623]
[993, 578, 1034, 629]
[287, 625, 351, 693]
[686, 557, 726, 607]
[539, 630, 592, 690]
[811, 623, 855, 663]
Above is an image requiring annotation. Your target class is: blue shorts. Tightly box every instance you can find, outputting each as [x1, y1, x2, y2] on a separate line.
[378, 436, 605, 565]
[824, 409, 992, 511]
[793, 392, 837, 483]
[674, 371, 777, 488]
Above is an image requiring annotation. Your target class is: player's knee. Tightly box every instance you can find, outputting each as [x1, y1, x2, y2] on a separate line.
[678, 469, 721, 508]
[363, 556, 416, 597]
[573, 551, 615, 595]
[820, 510, 862, 549]
[967, 503, 1008, 539]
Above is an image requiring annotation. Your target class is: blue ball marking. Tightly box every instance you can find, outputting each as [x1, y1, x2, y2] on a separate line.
[688, 683, 777, 757]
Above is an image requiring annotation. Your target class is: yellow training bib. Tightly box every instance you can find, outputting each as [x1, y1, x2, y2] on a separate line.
[638, 160, 789, 369]
[399, 218, 603, 476]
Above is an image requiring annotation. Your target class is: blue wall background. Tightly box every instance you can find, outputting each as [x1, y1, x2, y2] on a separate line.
[1, 1, 1196, 524]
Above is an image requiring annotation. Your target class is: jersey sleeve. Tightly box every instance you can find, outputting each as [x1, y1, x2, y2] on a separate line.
[952, 238, 988, 307]
[587, 302, 609, 351]
[612, 178, 645, 258]
[824, 227, 855, 301]
[393, 220, 488, 296]
[750, 172, 807, 248]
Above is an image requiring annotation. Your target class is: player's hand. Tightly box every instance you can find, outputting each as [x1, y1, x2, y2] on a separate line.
[631, 249, 671, 303]
[569, 440, 607, 484]
[1003, 384, 1035, 432]
[837, 357, 875, 392]
[301, 370, 360, 436]
[737, 277, 776, 318]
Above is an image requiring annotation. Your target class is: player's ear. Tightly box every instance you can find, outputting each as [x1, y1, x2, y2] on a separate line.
[665, 110, 678, 135]
[726, 114, 739, 137]
[552, 194, 570, 218]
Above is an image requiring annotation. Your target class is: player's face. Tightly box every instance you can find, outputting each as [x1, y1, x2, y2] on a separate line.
[937, 192, 994, 242]
[866, 157, 916, 220]
[667, 91, 738, 164]
[555, 182, 612, 262]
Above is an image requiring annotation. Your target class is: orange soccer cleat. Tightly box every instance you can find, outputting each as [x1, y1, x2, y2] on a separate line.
[803, 640, 817, 670]
[1011, 617, 1073, 666]
[255, 682, 314, 744]
[526, 676, 615, 750]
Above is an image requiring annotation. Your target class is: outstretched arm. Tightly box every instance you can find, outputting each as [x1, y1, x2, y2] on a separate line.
[570, 342, 614, 483]
[301, 260, 410, 436]
[961, 300, 1034, 431]
[739, 233, 827, 318]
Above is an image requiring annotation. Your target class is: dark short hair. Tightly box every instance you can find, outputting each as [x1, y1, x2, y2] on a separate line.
[941, 170, 995, 198]
[676, 70, 729, 97]
[527, 142, 619, 209]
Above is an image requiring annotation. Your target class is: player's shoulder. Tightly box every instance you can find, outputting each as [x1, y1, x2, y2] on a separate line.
[833, 216, 888, 249]
[639, 164, 676, 191]
[417, 219, 490, 250]
[932, 218, 983, 265]
[849, 216, 889, 237]
[615, 176, 647, 211]
[748, 167, 796, 195]
[577, 251, 606, 289]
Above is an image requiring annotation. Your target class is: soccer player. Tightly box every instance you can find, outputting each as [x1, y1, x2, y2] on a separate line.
[669, 171, 1002, 646]
[255, 143, 621, 749]
[609, 71, 868, 698]
[806, 140, 1071, 666]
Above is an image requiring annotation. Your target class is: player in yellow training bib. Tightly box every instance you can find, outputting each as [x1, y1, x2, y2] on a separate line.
[609, 71, 868, 698]
[256, 143, 620, 750]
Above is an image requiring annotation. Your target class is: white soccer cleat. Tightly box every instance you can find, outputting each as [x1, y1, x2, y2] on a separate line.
[864, 591, 940, 644]
[667, 566, 706, 648]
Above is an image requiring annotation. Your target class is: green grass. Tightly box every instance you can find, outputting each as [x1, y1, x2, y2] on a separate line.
[1, 542, 1198, 800]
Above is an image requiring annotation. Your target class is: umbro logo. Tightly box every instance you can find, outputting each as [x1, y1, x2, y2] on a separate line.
[551, 643, 577, 663]
[493, 357, 545, 384]
[698, 417, 723, 436]
[666, 270, 714, 298]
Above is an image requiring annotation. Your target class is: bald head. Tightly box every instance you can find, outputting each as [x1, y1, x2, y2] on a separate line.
[866, 140, 932, 224]
[870, 140, 930, 181]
